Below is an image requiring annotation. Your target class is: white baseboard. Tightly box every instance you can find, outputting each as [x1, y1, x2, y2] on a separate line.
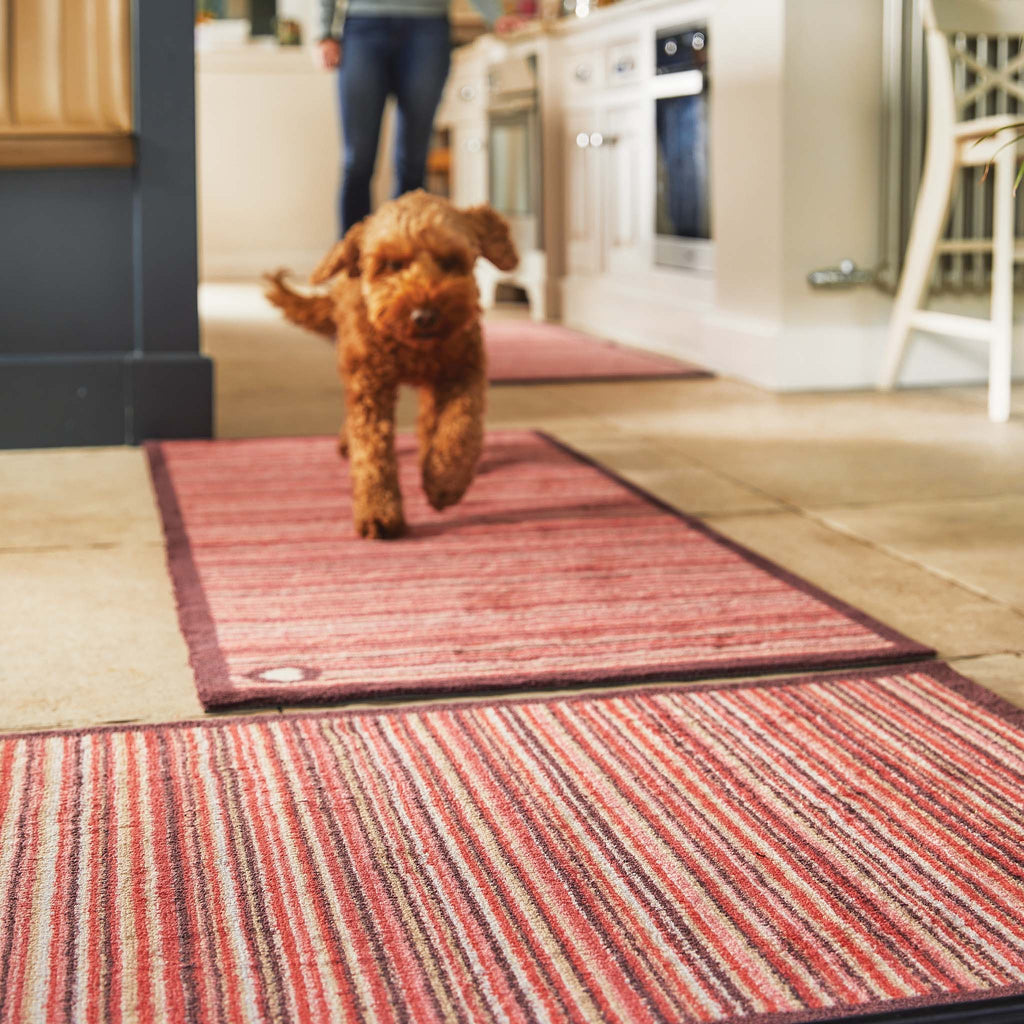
[560, 275, 712, 365]
[562, 275, 1024, 390]
[200, 249, 329, 282]
[704, 314, 1024, 391]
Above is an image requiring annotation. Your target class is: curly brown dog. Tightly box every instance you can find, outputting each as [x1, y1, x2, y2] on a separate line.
[264, 190, 518, 539]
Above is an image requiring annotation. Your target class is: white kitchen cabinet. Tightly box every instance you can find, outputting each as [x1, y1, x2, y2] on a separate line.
[445, 2, 714, 353]
[551, 7, 715, 361]
[564, 99, 647, 279]
[600, 99, 648, 277]
[565, 108, 604, 276]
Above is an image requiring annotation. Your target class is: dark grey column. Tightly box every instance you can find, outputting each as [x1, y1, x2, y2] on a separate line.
[0, 0, 212, 448]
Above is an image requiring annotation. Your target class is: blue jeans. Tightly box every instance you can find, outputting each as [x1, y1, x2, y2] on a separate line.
[338, 16, 451, 235]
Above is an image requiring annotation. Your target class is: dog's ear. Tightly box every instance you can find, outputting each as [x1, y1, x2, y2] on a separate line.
[461, 205, 518, 271]
[310, 221, 365, 284]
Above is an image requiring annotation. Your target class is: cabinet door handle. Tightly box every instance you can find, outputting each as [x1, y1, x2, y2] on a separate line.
[466, 137, 482, 152]
[574, 64, 592, 82]
[584, 133, 620, 148]
[459, 85, 476, 101]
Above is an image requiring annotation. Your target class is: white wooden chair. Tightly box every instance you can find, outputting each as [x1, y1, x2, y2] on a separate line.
[879, 0, 1024, 422]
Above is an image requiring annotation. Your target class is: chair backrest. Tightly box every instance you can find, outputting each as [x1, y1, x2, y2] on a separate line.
[925, 0, 1024, 35]
[920, 0, 1024, 127]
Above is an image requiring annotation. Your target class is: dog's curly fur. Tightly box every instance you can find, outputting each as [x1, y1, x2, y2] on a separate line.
[264, 190, 518, 539]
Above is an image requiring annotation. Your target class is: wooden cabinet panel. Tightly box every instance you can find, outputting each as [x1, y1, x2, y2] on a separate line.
[1, 0, 132, 135]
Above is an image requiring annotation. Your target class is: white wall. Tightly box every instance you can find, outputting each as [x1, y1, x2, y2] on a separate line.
[709, 0, 785, 326]
[196, 46, 396, 280]
[197, 48, 340, 279]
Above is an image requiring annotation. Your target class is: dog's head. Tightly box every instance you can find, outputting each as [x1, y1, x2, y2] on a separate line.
[310, 191, 518, 343]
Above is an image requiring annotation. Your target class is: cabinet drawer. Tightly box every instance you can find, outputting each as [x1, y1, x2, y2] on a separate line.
[438, 73, 486, 124]
[564, 48, 603, 96]
[606, 39, 641, 87]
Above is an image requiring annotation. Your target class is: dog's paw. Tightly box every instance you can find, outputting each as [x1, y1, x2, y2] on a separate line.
[422, 458, 473, 511]
[424, 476, 470, 512]
[425, 486, 461, 512]
[356, 514, 407, 540]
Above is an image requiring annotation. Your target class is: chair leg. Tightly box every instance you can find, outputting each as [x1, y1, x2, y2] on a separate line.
[989, 140, 1015, 423]
[879, 146, 957, 390]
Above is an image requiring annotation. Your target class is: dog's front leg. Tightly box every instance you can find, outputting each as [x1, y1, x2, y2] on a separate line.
[345, 371, 406, 539]
[418, 368, 485, 511]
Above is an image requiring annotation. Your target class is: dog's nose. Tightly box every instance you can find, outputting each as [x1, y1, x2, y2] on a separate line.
[410, 306, 438, 330]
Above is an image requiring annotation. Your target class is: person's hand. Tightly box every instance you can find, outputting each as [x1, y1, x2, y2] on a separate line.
[315, 38, 341, 70]
[494, 14, 530, 34]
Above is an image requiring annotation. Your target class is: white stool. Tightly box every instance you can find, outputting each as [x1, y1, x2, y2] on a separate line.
[879, 0, 1024, 422]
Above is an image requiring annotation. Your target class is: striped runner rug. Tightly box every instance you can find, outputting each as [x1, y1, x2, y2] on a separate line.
[147, 431, 930, 709]
[3, 663, 1024, 1024]
[484, 320, 711, 384]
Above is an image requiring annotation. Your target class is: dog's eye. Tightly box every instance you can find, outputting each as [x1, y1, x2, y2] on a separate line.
[384, 258, 408, 273]
[438, 255, 465, 274]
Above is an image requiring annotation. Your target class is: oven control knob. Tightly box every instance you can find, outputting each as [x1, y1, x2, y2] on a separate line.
[664, 39, 678, 56]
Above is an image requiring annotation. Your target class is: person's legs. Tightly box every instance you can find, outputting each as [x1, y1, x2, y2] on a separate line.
[338, 17, 391, 235]
[391, 17, 451, 198]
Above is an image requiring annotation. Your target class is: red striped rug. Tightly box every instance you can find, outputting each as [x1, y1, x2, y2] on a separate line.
[4, 663, 1024, 1024]
[484, 320, 710, 383]
[147, 431, 929, 709]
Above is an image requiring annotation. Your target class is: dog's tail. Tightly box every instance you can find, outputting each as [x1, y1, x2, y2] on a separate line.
[262, 269, 336, 338]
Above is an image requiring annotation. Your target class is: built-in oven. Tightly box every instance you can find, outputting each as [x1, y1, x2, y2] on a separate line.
[654, 24, 711, 272]
[487, 55, 542, 256]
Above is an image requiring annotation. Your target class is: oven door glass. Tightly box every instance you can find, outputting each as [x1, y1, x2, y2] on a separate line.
[655, 91, 710, 242]
[489, 109, 540, 251]
[490, 114, 532, 217]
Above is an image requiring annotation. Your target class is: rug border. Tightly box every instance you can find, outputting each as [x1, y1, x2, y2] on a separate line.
[144, 440, 236, 700]
[7, 662, 1024, 1024]
[7, 660, 1022, 740]
[146, 430, 933, 709]
[737, 988, 1024, 1024]
[491, 369, 714, 385]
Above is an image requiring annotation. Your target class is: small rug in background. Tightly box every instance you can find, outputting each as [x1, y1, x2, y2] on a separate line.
[3, 663, 1024, 1023]
[147, 430, 930, 708]
[484, 319, 711, 383]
